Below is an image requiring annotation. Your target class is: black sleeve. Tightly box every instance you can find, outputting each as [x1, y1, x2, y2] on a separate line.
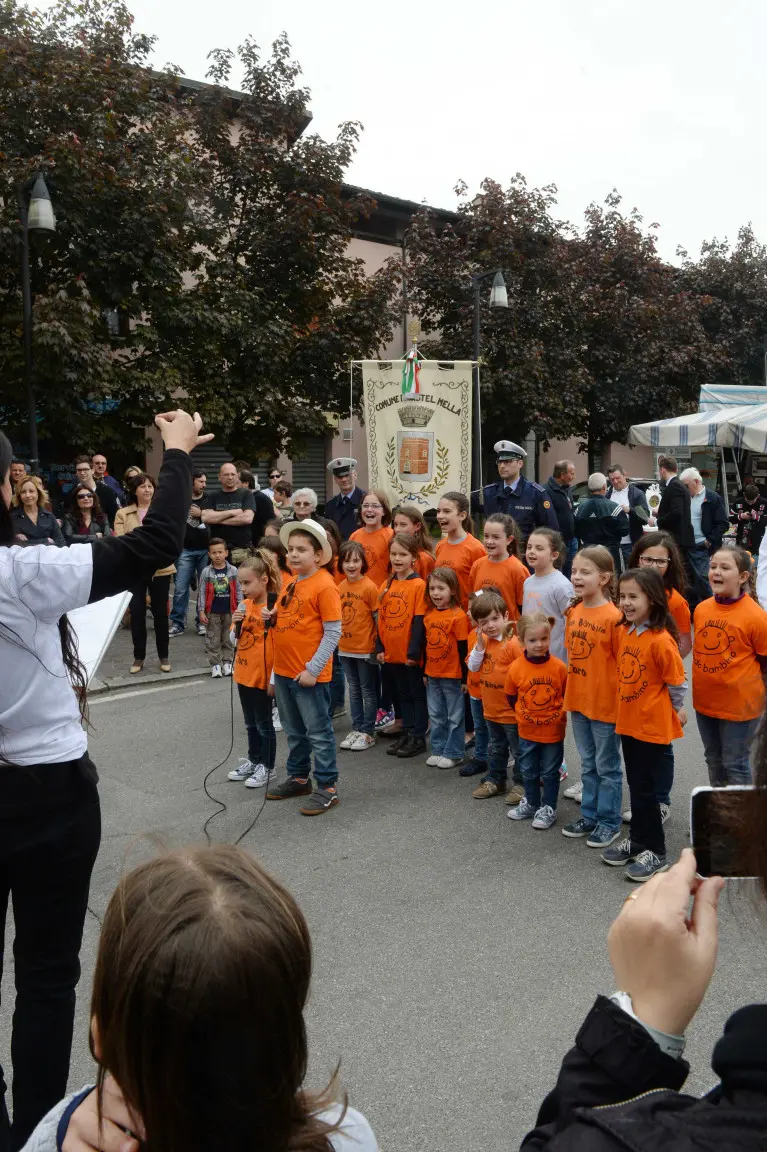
[97, 483, 119, 526]
[457, 638, 468, 682]
[88, 449, 192, 603]
[252, 491, 273, 541]
[408, 615, 425, 663]
[522, 996, 689, 1150]
[49, 515, 66, 547]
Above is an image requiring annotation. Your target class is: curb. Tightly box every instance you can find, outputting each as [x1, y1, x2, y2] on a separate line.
[89, 666, 209, 696]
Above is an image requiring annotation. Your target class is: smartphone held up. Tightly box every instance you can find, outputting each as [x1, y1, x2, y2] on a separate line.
[691, 786, 757, 880]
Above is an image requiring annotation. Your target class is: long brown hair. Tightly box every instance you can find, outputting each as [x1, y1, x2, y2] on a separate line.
[618, 568, 680, 646]
[392, 504, 436, 556]
[426, 565, 461, 610]
[91, 845, 346, 1152]
[484, 512, 521, 557]
[440, 491, 474, 536]
[257, 534, 289, 573]
[628, 531, 687, 596]
[380, 532, 420, 595]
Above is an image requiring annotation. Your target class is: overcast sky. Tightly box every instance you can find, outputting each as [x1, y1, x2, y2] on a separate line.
[56, 0, 767, 263]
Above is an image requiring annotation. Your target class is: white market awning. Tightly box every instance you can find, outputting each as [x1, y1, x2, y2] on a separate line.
[726, 404, 767, 453]
[627, 406, 754, 449]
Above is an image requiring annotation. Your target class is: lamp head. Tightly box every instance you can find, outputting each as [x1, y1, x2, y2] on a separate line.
[489, 271, 508, 310]
[27, 174, 56, 233]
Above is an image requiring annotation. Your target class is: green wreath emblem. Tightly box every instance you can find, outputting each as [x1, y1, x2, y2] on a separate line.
[385, 438, 450, 498]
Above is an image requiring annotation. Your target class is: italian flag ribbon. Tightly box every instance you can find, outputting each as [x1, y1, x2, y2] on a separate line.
[401, 348, 420, 396]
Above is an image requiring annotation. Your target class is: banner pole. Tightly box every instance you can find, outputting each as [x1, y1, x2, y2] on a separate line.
[349, 360, 354, 455]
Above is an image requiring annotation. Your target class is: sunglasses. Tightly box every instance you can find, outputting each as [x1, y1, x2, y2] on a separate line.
[280, 580, 298, 609]
[77, 494, 93, 500]
[269, 473, 282, 480]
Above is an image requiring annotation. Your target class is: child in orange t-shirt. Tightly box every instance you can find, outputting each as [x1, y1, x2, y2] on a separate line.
[562, 546, 623, 846]
[376, 534, 427, 758]
[604, 567, 687, 882]
[435, 491, 486, 609]
[470, 513, 526, 619]
[693, 546, 767, 785]
[465, 589, 524, 802]
[463, 606, 489, 778]
[228, 549, 282, 789]
[267, 520, 343, 815]
[506, 613, 568, 829]
[350, 490, 394, 587]
[629, 531, 692, 658]
[336, 541, 380, 752]
[393, 505, 436, 583]
[423, 567, 469, 769]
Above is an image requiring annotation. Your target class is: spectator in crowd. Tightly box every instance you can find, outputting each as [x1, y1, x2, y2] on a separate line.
[169, 469, 210, 638]
[73, 454, 121, 526]
[606, 463, 650, 570]
[61, 483, 111, 543]
[9, 458, 27, 486]
[201, 462, 256, 565]
[238, 468, 276, 546]
[545, 460, 576, 576]
[122, 465, 142, 504]
[737, 472, 764, 498]
[11, 475, 65, 545]
[730, 482, 767, 558]
[655, 454, 694, 546]
[292, 488, 319, 522]
[272, 480, 293, 520]
[91, 452, 124, 499]
[261, 465, 284, 499]
[575, 473, 629, 563]
[114, 473, 175, 674]
[324, 457, 364, 540]
[679, 467, 729, 612]
[483, 440, 559, 543]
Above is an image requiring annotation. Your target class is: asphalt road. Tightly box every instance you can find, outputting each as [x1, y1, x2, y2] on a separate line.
[3, 672, 767, 1151]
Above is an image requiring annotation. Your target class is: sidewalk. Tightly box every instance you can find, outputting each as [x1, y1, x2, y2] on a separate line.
[91, 606, 212, 694]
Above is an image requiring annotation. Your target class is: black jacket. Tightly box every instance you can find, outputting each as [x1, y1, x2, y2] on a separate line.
[324, 486, 363, 541]
[10, 507, 65, 546]
[656, 476, 694, 548]
[62, 513, 112, 544]
[545, 478, 575, 543]
[698, 487, 729, 551]
[730, 495, 767, 553]
[605, 483, 649, 544]
[574, 496, 628, 548]
[522, 995, 767, 1151]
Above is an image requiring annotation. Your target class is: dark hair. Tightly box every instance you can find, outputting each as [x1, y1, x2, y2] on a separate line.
[711, 544, 756, 598]
[361, 489, 392, 527]
[606, 463, 625, 476]
[658, 454, 678, 473]
[231, 459, 251, 472]
[68, 482, 106, 525]
[425, 565, 460, 610]
[552, 460, 574, 479]
[440, 491, 474, 535]
[257, 535, 289, 572]
[392, 505, 436, 556]
[74, 453, 93, 467]
[381, 533, 420, 594]
[128, 472, 156, 499]
[527, 527, 565, 569]
[91, 845, 345, 1152]
[315, 516, 342, 557]
[287, 529, 324, 556]
[618, 567, 680, 644]
[208, 537, 227, 549]
[468, 588, 507, 622]
[239, 469, 255, 490]
[192, 469, 206, 481]
[338, 540, 368, 575]
[628, 531, 687, 596]
[274, 480, 293, 498]
[484, 512, 521, 557]
[744, 483, 760, 500]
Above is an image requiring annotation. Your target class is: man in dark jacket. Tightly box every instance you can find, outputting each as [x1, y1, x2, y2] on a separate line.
[730, 482, 767, 556]
[575, 473, 629, 568]
[679, 467, 730, 612]
[483, 440, 559, 542]
[655, 455, 694, 548]
[324, 457, 364, 540]
[606, 464, 650, 569]
[545, 460, 576, 576]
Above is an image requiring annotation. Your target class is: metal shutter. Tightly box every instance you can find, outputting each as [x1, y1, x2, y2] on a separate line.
[292, 436, 329, 505]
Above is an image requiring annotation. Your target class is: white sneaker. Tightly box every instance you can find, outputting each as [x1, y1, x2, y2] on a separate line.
[660, 802, 671, 825]
[436, 756, 463, 769]
[211, 664, 223, 678]
[563, 780, 583, 802]
[425, 754, 442, 766]
[228, 757, 255, 781]
[350, 733, 376, 751]
[244, 763, 270, 788]
[532, 804, 557, 830]
[272, 707, 282, 732]
[340, 731, 360, 750]
[622, 807, 632, 823]
[223, 661, 233, 677]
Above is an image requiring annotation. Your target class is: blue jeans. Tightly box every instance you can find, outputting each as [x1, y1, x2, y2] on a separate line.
[563, 537, 578, 579]
[695, 711, 760, 786]
[484, 720, 521, 785]
[426, 677, 465, 759]
[469, 696, 488, 763]
[170, 548, 208, 629]
[236, 683, 276, 771]
[518, 738, 563, 810]
[340, 657, 378, 735]
[274, 676, 337, 788]
[570, 711, 622, 831]
[330, 651, 346, 713]
[684, 545, 712, 613]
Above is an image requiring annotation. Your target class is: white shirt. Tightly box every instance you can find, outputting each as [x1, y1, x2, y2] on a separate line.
[609, 486, 631, 544]
[0, 543, 93, 765]
[690, 490, 706, 544]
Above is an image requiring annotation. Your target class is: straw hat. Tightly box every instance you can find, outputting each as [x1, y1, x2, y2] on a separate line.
[279, 518, 333, 566]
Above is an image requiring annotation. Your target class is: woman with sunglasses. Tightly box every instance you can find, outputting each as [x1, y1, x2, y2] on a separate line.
[62, 484, 112, 544]
[261, 467, 284, 500]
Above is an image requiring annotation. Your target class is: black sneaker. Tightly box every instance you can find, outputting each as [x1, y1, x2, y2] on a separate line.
[300, 788, 339, 816]
[266, 777, 312, 800]
[386, 732, 409, 756]
[396, 735, 427, 758]
[601, 838, 636, 867]
[459, 758, 487, 777]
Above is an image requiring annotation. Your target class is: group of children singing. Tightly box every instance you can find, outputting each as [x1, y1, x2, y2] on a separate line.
[224, 484, 767, 882]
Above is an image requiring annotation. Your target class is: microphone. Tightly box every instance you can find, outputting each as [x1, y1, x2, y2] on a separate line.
[263, 591, 278, 630]
[235, 603, 245, 642]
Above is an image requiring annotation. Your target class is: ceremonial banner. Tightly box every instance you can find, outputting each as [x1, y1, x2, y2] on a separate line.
[362, 359, 473, 510]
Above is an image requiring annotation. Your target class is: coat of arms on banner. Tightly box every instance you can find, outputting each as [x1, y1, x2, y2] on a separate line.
[362, 360, 472, 510]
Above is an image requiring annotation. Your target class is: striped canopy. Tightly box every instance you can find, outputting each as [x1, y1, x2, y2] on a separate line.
[727, 404, 767, 453]
[628, 404, 767, 449]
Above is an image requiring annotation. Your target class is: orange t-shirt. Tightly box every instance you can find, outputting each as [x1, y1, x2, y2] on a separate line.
[476, 634, 523, 722]
[467, 629, 482, 699]
[280, 569, 293, 592]
[564, 600, 623, 723]
[377, 575, 426, 665]
[692, 595, 767, 721]
[338, 576, 379, 657]
[350, 526, 394, 587]
[469, 555, 526, 620]
[667, 587, 691, 637]
[435, 534, 487, 609]
[615, 625, 685, 745]
[505, 654, 568, 743]
[332, 562, 345, 587]
[415, 550, 436, 583]
[273, 568, 342, 683]
[424, 605, 469, 679]
[233, 600, 274, 690]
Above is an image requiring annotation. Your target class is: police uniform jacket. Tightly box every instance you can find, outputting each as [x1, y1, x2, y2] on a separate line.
[324, 486, 363, 540]
[483, 476, 559, 539]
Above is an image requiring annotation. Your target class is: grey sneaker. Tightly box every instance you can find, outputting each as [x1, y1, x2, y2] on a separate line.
[563, 781, 583, 802]
[244, 763, 270, 789]
[601, 838, 636, 867]
[168, 623, 184, 637]
[532, 804, 557, 830]
[227, 757, 255, 781]
[586, 824, 622, 848]
[508, 797, 536, 821]
[626, 850, 669, 883]
[436, 756, 463, 769]
[267, 777, 312, 801]
[660, 803, 671, 825]
[562, 816, 596, 838]
[300, 787, 339, 815]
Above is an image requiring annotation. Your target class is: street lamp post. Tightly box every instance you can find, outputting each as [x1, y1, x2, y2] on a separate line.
[471, 269, 508, 501]
[17, 173, 56, 473]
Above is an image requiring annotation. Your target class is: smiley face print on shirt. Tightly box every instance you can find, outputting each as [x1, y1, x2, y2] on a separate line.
[618, 645, 647, 700]
[693, 618, 737, 673]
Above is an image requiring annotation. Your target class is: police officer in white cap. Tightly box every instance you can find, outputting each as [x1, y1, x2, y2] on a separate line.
[483, 440, 559, 542]
[324, 457, 363, 540]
